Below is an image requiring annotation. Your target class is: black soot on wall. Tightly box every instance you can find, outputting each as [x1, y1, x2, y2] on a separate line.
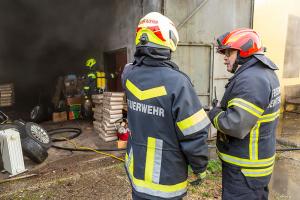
[0, 0, 114, 107]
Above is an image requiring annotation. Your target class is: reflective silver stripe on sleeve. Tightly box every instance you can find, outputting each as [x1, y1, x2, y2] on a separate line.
[181, 117, 211, 136]
[228, 98, 264, 117]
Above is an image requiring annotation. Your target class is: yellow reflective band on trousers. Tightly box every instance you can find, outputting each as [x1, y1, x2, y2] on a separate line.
[126, 79, 167, 101]
[241, 165, 274, 177]
[125, 145, 187, 198]
[88, 73, 96, 79]
[83, 86, 90, 90]
[217, 150, 275, 168]
[176, 109, 210, 136]
[228, 98, 264, 118]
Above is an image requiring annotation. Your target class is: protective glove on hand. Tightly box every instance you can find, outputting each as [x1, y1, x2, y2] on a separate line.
[189, 171, 207, 186]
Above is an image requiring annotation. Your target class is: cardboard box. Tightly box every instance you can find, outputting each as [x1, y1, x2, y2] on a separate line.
[116, 140, 127, 149]
[66, 97, 82, 106]
[53, 111, 68, 122]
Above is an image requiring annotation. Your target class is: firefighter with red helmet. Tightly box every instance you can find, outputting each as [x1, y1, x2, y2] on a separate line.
[122, 12, 210, 200]
[208, 28, 280, 199]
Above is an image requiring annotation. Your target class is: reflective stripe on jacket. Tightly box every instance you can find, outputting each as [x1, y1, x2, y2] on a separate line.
[122, 61, 210, 199]
[84, 68, 97, 96]
[212, 55, 280, 184]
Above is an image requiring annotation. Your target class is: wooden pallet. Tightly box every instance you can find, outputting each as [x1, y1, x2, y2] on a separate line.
[103, 108, 122, 115]
[93, 113, 103, 121]
[103, 104, 124, 110]
[0, 83, 14, 107]
[103, 96, 124, 102]
[103, 100, 123, 105]
[103, 112, 123, 120]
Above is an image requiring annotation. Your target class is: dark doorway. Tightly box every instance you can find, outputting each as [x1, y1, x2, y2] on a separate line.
[104, 48, 127, 92]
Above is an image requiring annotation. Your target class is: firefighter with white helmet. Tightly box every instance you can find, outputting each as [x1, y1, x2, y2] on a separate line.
[122, 12, 210, 200]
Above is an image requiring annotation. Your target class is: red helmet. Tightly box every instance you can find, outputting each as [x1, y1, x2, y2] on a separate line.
[216, 28, 264, 58]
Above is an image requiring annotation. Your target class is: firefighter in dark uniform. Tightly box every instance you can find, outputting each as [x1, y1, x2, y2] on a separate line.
[83, 58, 98, 98]
[208, 28, 281, 200]
[122, 12, 210, 200]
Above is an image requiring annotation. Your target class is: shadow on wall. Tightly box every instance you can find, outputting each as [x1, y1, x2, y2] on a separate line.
[0, 0, 117, 107]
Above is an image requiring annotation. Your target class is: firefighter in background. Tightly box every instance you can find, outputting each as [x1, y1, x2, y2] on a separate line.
[208, 29, 280, 199]
[122, 12, 210, 200]
[83, 58, 98, 98]
[83, 58, 107, 98]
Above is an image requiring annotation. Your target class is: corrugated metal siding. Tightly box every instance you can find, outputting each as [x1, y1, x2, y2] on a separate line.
[163, 0, 253, 138]
[164, 0, 253, 106]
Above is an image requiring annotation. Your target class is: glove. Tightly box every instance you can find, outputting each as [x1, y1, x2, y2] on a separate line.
[189, 171, 207, 186]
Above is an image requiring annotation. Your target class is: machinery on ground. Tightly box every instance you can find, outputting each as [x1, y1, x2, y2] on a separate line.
[0, 111, 51, 176]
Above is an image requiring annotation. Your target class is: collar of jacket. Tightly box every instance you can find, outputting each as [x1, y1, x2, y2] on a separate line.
[253, 54, 278, 70]
[134, 46, 170, 62]
[228, 57, 258, 82]
[228, 54, 278, 82]
[133, 47, 179, 70]
[132, 47, 194, 86]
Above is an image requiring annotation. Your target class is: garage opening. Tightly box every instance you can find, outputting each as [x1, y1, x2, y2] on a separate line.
[104, 48, 128, 92]
[0, 0, 144, 121]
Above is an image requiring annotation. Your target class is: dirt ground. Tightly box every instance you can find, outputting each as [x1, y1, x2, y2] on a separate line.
[0, 120, 222, 200]
[1, 112, 300, 200]
[0, 151, 222, 200]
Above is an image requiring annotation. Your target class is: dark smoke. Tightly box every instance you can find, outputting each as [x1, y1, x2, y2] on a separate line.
[0, 0, 116, 108]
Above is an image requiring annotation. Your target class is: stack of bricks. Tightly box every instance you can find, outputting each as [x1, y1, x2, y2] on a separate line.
[92, 94, 103, 136]
[98, 92, 125, 142]
[0, 83, 15, 107]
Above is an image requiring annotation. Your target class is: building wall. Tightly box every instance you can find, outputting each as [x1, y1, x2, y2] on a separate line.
[253, 0, 300, 109]
[0, 0, 117, 106]
[164, 0, 253, 105]
[101, 0, 162, 65]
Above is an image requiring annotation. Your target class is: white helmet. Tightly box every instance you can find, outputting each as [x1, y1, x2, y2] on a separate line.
[135, 12, 179, 52]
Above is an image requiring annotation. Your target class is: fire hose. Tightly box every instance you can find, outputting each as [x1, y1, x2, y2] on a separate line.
[47, 128, 300, 157]
[47, 127, 125, 162]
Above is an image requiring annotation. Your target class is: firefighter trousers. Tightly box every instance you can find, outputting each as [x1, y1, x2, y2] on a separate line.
[222, 162, 269, 200]
[132, 191, 183, 200]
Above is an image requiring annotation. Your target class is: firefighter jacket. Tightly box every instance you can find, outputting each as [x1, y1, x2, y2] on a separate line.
[208, 54, 280, 188]
[83, 67, 97, 96]
[122, 47, 210, 199]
